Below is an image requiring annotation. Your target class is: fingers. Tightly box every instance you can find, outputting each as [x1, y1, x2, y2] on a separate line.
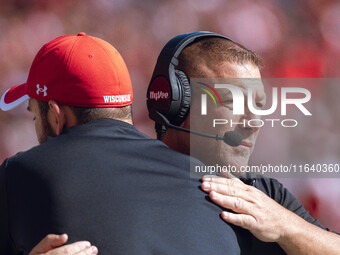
[221, 211, 256, 230]
[49, 241, 95, 255]
[29, 234, 68, 254]
[203, 174, 242, 182]
[49, 234, 68, 248]
[201, 175, 259, 202]
[75, 246, 98, 255]
[29, 234, 98, 255]
[209, 191, 254, 214]
[202, 180, 254, 202]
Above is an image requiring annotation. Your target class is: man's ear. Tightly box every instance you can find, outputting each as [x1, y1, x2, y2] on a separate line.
[47, 100, 66, 136]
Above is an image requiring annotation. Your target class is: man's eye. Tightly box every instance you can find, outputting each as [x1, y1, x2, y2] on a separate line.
[221, 100, 233, 109]
[33, 117, 36, 121]
[222, 100, 233, 104]
[256, 102, 264, 108]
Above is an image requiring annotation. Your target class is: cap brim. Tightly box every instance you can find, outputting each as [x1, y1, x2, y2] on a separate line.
[0, 83, 29, 111]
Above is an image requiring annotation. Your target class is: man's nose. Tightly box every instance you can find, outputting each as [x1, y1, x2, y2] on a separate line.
[239, 106, 262, 130]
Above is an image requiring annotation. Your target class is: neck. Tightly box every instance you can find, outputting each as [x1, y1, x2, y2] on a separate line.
[163, 128, 190, 156]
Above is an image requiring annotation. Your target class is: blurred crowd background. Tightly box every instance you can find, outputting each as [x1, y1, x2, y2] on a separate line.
[0, 0, 339, 231]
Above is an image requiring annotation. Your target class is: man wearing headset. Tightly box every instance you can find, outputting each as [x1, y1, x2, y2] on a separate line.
[24, 32, 340, 254]
[146, 32, 340, 254]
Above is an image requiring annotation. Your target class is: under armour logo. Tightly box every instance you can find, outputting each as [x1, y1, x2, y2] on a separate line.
[36, 84, 47, 97]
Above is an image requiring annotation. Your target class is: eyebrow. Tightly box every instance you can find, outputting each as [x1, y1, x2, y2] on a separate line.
[219, 91, 232, 96]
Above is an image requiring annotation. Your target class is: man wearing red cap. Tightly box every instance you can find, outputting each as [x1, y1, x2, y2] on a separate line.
[0, 33, 244, 255]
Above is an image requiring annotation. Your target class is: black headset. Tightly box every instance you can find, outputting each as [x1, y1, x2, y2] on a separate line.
[146, 31, 234, 139]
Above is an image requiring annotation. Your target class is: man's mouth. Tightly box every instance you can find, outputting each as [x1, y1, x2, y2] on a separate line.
[240, 141, 252, 148]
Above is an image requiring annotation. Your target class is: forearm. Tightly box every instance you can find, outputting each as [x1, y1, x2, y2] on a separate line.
[278, 211, 340, 255]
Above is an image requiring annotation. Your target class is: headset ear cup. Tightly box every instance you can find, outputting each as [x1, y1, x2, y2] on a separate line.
[174, 70, 191, 125]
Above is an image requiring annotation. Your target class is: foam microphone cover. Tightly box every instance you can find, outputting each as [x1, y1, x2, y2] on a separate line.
[223, 131, 243, 147]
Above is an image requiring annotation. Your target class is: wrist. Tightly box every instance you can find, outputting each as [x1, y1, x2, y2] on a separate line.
[277, 210, 300, 245]
[276, 211, 306, 254]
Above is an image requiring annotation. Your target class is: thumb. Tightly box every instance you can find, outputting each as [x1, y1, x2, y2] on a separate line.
[29, 234, 68, 254]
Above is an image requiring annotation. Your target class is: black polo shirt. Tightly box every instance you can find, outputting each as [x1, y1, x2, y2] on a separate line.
[0, 118, 242, 255]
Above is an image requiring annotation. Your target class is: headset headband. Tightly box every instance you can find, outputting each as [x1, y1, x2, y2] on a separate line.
[150, 31, 234, 87]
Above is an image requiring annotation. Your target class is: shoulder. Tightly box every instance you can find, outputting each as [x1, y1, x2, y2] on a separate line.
[1, 146, 39, 171]
[0, 138, 63, 186]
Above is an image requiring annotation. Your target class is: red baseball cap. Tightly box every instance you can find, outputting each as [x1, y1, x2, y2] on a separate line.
[0, 32, 133, 111]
